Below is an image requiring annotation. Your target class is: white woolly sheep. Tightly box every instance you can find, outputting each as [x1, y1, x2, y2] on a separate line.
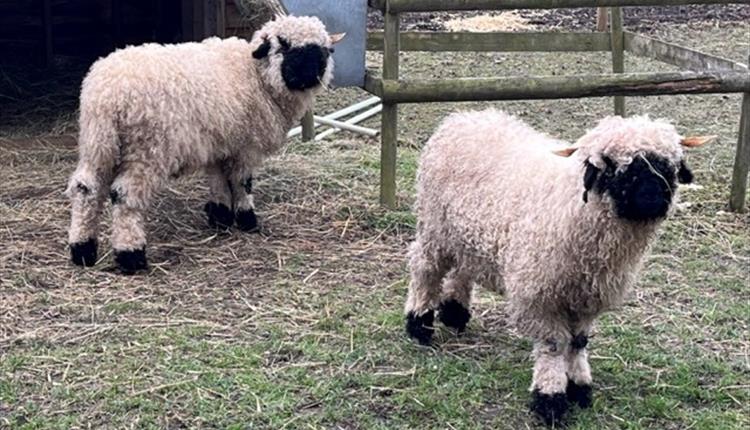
[66, 15, 344, 274]
[403, 109, 711, 425]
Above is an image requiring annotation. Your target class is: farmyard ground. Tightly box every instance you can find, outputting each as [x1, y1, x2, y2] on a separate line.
[1, 21, 749, 429]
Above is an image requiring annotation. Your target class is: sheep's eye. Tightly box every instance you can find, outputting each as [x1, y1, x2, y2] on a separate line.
[328, 47, 335, 54]
[278, 37, 291, 52]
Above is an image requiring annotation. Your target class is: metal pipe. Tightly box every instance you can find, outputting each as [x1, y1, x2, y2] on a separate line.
[315, 104, 384, 140]
[287, 97, 381, 137]
[312, 116, 379, 136]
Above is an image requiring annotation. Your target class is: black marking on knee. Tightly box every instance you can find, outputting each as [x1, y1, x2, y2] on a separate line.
[571, 334, 588, 350]
[405, 310, 434, 346]
[566, 380, 593, 409]
[70, 238, 97, 267]
[235, 208, 259, 232]
[530, 389, 569, 426]
[204, 202, 234, 229]
[242, 176, 253, 194]
[438, 299, 471, 333]
[114, 248, 147, 275]
[109, 189, 121, 205]
[76, 183, 90, 195]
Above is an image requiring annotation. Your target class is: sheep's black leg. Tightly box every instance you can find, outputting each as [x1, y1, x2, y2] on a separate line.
[438, 270, 473, 333]
[109, 167, 156, 275]
[404, 241, 451, 346]
[114, 248, 147, 275]
[205, 201, 234, 229]
[438, 299, 471, 333]
[205, 165, 234, 230]
[530, 390, 569, 426]
[566, 333, 593, 409]
[232, 174, 259, 233]
[566, 380, 593, 409]
[530, 339, 570, 426]
[70, 238, 98, 267]
[68, 170, 108, 267]
[406, 310, 435, 345]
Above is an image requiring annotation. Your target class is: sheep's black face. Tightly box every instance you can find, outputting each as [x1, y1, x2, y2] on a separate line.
[583, 153, 691, 222]
[281, 43, 330, 91]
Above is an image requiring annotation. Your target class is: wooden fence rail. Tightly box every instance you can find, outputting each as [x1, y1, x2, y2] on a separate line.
[363, 0, 750, 212]
[367, 32, 612, 52]
[369, 0, 749, 12]
[367, 71, 750, 103]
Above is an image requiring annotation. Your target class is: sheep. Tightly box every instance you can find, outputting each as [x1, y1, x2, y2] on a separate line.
[403, 109, 711, 425]
[66, 15, 344, 274]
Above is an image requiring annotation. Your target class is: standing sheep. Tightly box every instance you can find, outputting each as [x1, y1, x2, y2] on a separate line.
[404, 109, 711, 425]
[67, 15, 344, 274]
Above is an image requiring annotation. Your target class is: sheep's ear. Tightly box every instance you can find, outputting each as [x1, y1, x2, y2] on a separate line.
[679, 135, 716, 148]
[678, 160, 694, 184]
[252, 37, 271, 59]
[552, 146, 578, 157]
[330, 32, 346, 44]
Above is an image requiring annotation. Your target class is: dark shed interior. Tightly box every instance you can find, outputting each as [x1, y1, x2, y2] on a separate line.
[0, 0, 185, 66]
[0, 0, 275, 135]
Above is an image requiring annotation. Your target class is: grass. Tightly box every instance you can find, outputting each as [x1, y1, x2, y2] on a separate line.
[1, 21, 749, 429]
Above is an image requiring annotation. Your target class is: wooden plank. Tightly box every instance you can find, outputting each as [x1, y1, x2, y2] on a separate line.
[204, 0, 218, 37]
[380, 10, 400, 208]
[367, 31, 612, 52]
[624, 32, 748, 71]
[729, 91, 750, 212]
[181, 0, 194, 41]
[363, 71, 384, 96]
[193, 0, 204, 39]
[372, 0, 747, 12]
[596, 7, 608, 31]
[217, 0, 226, 37]
[610, 7, 625, 115]
[377, 71, 750, 103]
[42, 0, 52, 66]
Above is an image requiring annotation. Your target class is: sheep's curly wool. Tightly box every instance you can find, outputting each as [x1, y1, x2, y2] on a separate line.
[67, 15, 335, 271]
[407, 110, 684, 338]
[405, 108, 693, 424]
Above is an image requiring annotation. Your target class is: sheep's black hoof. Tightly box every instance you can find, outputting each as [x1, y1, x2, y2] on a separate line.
[70, 238, 97, 267]
[438, 299, 471, 332]
[205, 202, 234, 229]
[566, 380, 593, 409]
[235, 208, 259, 232]
[406, 310, 434, 345]
[530, 389, 569, 426]
[114, 248, 147, 275]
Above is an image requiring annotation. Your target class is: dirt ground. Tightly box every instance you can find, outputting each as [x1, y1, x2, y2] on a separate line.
[1, 9, 749, 430]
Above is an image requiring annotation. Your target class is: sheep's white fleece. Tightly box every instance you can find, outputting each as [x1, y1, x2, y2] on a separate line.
[409, 109, 685, 340]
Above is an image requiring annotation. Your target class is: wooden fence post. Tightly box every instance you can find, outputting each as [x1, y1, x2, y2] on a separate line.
[380, 2, 399, 208]
[729, 87, 749, 212]
[610, 6, 625, 116]
[596, 7, 608, 31]
[302, 110, 316, 141]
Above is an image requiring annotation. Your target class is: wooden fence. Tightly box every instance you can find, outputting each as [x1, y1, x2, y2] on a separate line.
[364, 0, 750, 212]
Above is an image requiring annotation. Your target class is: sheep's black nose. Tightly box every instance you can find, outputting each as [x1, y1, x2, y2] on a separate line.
[281, 44, 328, 91]
[629, 178, 671, 220]
[609, 155, 675, 222]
